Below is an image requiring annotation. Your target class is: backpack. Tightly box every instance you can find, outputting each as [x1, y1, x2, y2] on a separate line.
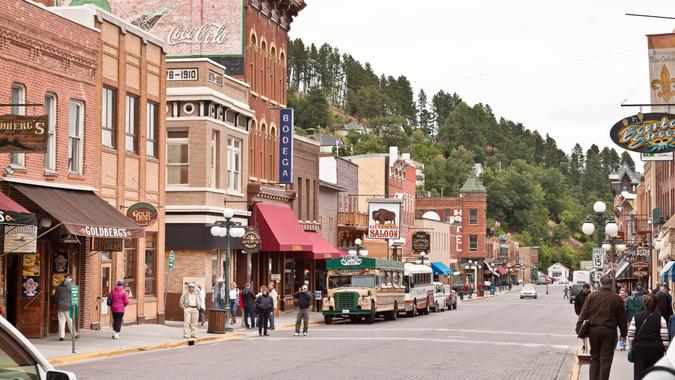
[106, 292, 113, 306]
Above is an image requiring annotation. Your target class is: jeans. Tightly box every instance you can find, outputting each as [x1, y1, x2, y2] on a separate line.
[295, 308, 309, 334]
[112, 312, 124, 333]
[258, 310, 270, 335]
[214, 299, 225, 310]
[269, 311, 275, 329]
[244, 307, 255, 328]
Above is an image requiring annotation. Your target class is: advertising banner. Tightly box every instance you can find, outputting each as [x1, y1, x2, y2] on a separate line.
[367, 199, 402, 240]
[279, 108, 294, 184]
[648, 33, 675, 111]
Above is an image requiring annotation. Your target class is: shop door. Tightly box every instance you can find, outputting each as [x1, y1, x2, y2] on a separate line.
[99, 263, 112, 328]
[16, 252, 45, 338]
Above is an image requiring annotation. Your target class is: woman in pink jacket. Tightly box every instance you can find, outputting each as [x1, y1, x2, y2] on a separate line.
[110, 280, 129, 339]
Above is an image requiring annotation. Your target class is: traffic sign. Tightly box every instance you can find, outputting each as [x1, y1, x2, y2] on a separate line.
[168, 250, 175, 270]
[592, 248, 604, 269]
[70, 285, 79, 318]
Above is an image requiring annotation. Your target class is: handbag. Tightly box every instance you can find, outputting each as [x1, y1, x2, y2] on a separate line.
[106, 292, 113, 306]
[628, 313, 653, 363]
[577, 320, 590, 339]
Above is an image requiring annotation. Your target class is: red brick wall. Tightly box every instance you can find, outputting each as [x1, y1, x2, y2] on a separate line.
[0, 0, 99, 187]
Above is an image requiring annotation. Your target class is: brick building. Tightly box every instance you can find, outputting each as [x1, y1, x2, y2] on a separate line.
[53, 4, 169, 328]
[163, 58, 254, 321]
[319, 154, 361, 249]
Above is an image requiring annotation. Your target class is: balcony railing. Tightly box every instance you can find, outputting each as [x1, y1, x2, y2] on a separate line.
[338, 211, 367, 228]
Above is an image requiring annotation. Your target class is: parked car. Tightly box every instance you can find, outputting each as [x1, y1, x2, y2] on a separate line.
[431, 282, 448, 312]
[520, 284, 538, 299]
[0, 315, 76, 379]
[443, 284, 458, 310]
[536, 276, 547, 285]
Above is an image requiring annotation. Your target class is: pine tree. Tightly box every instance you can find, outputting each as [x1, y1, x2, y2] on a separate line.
[417, 89, 432, 135]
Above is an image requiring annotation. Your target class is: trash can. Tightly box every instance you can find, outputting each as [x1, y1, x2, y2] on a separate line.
[207, 309, 226, 334]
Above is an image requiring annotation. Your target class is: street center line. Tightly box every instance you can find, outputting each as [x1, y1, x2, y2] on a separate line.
[308, 327, 575, 338]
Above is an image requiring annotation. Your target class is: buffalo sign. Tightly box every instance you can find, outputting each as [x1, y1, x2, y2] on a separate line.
[367, 198, 402, 240]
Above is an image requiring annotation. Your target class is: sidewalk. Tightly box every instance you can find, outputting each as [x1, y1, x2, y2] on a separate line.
[31, 310, 323, 365]
[577, 348, 632, 380]
[459, 286, 519, 303]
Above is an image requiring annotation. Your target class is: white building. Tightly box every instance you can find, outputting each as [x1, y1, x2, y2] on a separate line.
[547, 262, 570, 281]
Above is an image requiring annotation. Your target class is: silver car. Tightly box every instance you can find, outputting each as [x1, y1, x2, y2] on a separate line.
[520, 284, 538, 299]
[0, 316, 76, 379]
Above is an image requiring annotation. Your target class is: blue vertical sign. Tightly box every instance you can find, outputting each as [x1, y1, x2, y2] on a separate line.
[279, 108, 294, 184]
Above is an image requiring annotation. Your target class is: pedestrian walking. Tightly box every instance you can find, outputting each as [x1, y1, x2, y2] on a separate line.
[618, 288, 629, 350]
[653, 284, 662, 296]
[229, 282, 239, 324]
[268, 282, 278, 330]
[658, 286, 674, 328]
[239, 290, 245, 327]
[197, 284, 206, 326]
[563, 286, 569, 300]
[546, 282, 549, 295]
[212, 278, 226, 310]
[109, 280, 129, 339]
[242, 283, 257, 329]
[625, 289, 645, 327]
[574, 283, 591, 316]
[628, 293, 670, 379]
[294, 285, 312, 336]
[575, 275, 627, 380]
[255, 286, 274, 336]
[179, 283, 202, 338]
[55, 275, 78, 341]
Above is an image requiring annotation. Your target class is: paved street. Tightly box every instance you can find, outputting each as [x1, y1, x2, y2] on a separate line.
[62, 285, 580, 380]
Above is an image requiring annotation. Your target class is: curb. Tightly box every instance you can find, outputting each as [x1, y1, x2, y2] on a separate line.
[50, 333, 241, 366]
[569, 347, 583, 380]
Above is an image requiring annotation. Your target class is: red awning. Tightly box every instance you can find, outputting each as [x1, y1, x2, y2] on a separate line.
[304, 232, 345, 260]
[254, 203, 313, 252]
[0, 192, 36, 225]
[495, 265, 509, 276]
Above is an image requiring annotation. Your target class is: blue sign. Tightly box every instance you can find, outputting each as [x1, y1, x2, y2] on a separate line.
[279, 108, 294, 184]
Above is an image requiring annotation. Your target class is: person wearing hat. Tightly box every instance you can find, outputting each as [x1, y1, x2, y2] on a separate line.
[55, 275, 78, 341]
[180, 282, 202, 338]
[212, 278, 226, 310]
[576, 275, 627, 380]
[109, 280, 129, 339]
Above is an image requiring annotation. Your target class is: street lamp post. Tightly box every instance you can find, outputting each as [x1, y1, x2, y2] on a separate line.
[582, 201, 622, 289]
[210, 208, 246, 333]
[348, 238, 369, 257]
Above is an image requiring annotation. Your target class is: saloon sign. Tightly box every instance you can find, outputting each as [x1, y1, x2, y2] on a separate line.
[367, 198, 402, 240]
[0, 115, 48, 153]
[610, 113, 675, 153]
[126, 203, 158, 226]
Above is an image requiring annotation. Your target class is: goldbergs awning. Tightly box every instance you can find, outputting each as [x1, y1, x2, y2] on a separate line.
[12, 184, 144, 238]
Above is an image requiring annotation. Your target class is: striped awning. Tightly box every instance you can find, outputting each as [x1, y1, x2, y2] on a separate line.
[661, 261, 675, 283]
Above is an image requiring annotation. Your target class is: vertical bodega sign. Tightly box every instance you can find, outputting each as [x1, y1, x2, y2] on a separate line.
[279, 108, 294, 184]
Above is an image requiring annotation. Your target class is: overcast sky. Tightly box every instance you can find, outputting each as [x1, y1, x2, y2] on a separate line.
[290, 0, 675, 168]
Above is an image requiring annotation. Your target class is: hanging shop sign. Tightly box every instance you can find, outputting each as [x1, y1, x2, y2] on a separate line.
[4, 225, 37, 253]
[279, 108, 294, 184]
[241, 227, 261, 252]
[93, 238, 123, 251]
[632, 261, 649, 277]
[0, 115, 48, 153]
[367, 198, 402, 240]
[412, 231, 430, 253]
[126, 202, 158, 226]
[610, 113, 675, 153]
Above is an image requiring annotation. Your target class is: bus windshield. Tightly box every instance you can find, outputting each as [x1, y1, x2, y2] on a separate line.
[328, 275, 376, 289]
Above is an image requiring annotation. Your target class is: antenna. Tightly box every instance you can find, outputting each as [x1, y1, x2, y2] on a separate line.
[625, 13, 675, 20]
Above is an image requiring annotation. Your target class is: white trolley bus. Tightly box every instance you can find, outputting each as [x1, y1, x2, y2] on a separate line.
[403, 263, 435, 317]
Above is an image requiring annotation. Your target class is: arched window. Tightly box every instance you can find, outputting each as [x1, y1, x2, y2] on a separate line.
[260, 123, 267, 179]
[249, 33, 257, 92]
[261, 40, 267, 97]
[270, 46, 276, 102]
[249, 120, 256, 176]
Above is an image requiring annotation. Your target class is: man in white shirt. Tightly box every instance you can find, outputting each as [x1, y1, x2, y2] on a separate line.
[179, 283, 201, 338]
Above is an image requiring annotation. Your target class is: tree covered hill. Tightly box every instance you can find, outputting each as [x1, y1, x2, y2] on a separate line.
[287, 38, 637, 270]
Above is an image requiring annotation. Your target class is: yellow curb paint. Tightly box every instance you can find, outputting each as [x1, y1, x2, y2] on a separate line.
[569, 347, 583, 380]
[49, 333, 241, 366]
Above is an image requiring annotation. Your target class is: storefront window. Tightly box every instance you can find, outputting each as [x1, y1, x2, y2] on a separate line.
[144, 233, 156, 296]
[124, 239, 136, 297]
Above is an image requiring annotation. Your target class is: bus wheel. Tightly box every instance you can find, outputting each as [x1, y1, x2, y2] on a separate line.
[385, 303, 398, 321]
[406, 301, 416, 317]
[323, 315, 333, 325]
[365, 312, 375, 324]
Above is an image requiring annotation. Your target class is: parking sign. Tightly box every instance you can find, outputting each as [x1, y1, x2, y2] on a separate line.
[592, 248, 604, 269]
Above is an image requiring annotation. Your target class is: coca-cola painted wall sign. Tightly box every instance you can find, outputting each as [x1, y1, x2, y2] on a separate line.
[66, 0, 244, 57]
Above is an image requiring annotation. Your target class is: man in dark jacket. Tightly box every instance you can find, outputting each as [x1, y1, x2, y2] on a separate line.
[241, 283, 257, 329]
[255, 287, 274, 336]
[576, 275, 627, 380]
[55, 275, 78, 341]
[658, 285, 673, 327]
[574, 283, 591, 316]
[293, 285, 312, 336]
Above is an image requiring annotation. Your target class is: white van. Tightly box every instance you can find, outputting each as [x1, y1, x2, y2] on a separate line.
[0, 316, 76, 379]
[431, 282, 448, 312]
